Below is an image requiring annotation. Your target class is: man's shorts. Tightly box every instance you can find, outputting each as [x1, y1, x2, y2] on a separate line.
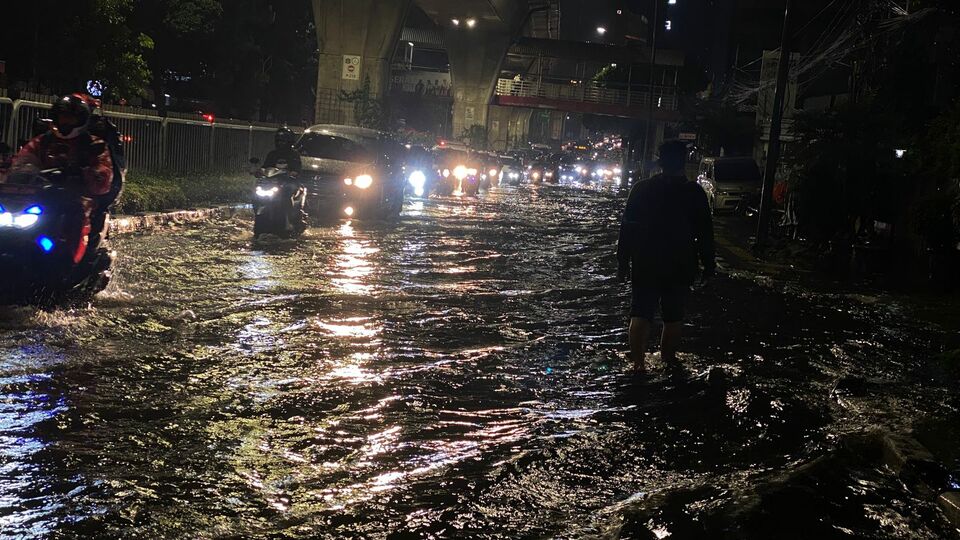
[630, 284, 689, 323]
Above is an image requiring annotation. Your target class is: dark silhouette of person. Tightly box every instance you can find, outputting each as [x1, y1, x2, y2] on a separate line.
[617, 140, 715, 373]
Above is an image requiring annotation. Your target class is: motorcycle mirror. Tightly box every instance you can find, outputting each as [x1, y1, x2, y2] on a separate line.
[249, 157, 261, 165]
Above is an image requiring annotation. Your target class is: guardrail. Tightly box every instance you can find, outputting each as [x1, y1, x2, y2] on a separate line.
[495, 78, 678, 110]
[0, 95, 285, 175]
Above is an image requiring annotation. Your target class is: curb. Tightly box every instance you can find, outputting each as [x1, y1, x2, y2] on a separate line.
[111, 204, 250, 235]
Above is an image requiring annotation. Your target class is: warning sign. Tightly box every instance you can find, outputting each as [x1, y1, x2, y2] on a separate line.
[342, 55, 361, 80]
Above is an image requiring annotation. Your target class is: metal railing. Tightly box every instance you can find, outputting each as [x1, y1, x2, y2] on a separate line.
[1, 94, 284, 175]
[495, 78, 679, 110]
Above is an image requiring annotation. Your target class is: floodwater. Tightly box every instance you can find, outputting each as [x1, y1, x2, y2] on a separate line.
[0, 185, 957, 539]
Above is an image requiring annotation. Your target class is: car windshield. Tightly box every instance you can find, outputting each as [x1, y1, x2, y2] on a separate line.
[298, 133, 375, 163]
[715, 159, 761, 183]
[500, 157, 520, 167]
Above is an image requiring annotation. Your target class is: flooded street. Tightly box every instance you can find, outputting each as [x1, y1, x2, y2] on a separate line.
[0, 185, 957, 539]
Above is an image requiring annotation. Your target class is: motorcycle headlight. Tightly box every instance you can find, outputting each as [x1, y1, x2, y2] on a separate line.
[256, 185, 279, 198]
[0, 205, 43, 228]
[489, 168, 498, 178]
[14, 214, 39, 229]
[442, 168, 450, 178]
[353, 174, 374, 189]
[454, 166, 468, 180]
[614, 167, 622, 175]
[408, 170, 427, 197]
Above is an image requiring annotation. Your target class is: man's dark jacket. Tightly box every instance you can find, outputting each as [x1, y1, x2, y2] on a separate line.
[617, 173, 716, 286]
[263, 147, 302, 173]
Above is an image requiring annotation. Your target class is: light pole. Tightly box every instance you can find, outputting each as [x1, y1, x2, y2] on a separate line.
[754, 0, 795, 251]
[639, 0, 661, 176]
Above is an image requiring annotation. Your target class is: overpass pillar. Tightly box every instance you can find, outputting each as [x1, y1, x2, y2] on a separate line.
[312, 0, 410, 125]
[445, 31, 513, 142]
[487, 106, 533, 151]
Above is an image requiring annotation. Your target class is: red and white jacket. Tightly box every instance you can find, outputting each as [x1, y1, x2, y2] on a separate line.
[9, 130, 112, 196]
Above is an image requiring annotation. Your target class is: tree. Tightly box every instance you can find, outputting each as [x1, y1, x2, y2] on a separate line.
[339, 76, 387, 129]
[459, 125, 489, 151]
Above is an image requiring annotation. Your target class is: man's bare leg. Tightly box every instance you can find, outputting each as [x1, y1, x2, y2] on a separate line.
[661, 321, 683, 363]
[629, 317, 651, 372]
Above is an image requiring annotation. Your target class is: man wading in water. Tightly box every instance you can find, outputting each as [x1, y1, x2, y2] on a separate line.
[617, 140, 716, 373]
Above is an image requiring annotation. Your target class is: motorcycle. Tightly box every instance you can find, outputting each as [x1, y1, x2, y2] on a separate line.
[250, 158, 307, 238]
[0, 168, 117, 306]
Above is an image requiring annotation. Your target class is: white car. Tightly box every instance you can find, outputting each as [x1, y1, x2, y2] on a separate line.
[697, 157, 762, 213]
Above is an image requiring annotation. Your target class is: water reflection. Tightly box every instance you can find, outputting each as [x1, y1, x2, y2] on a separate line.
[332, 222, 378, 296]
[0, 350, 69, 538]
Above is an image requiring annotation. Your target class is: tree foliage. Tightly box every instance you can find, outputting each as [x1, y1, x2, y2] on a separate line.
[0, 0, 317, 122]
[459, 125, 489, 151]
[339, 77, 387, 129]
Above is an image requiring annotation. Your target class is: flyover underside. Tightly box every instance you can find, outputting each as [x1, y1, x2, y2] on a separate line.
[494, 95, 682, 122]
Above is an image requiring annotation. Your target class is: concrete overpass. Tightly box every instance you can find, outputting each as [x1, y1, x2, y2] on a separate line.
[311, 0, 536, 138]
[310, 0, 679, 153]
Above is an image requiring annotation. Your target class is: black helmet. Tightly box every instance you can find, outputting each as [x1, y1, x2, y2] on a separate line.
[275, 127, 297, 148]
[51, 94, 91, 139]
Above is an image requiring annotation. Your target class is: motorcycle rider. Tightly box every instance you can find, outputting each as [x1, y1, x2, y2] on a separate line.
[7, 93, 113, 197]
[261, 127, 302, 175]
[256, 126, 306, 234]
[7, 94, 114, 263]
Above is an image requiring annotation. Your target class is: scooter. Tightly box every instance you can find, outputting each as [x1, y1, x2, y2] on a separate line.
[0, 168, 117, 306]
[250, 158, 307, 238]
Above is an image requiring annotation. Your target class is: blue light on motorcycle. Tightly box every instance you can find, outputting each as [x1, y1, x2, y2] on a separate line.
[24, 205, 43, 215]
[37, 236, 55, 253]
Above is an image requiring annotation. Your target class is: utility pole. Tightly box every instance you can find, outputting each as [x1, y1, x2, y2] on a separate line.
[754, 0, 795, 251]
[640, 0, 660, 175]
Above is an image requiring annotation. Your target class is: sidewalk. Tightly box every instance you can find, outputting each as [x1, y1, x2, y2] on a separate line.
[710, 213, 960, 531]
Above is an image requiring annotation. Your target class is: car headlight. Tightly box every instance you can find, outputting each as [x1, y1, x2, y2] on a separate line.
[454, 165, 468, 180]
[408, 170, 426, 197]
[353, 174, 373, 189]
[489, 168, 498, 178]
[614, 167, 622, 175]
[256, 185, 279, 198]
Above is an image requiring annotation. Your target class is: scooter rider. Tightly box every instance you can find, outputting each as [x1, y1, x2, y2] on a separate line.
[6, 94, 114, 263]
[7, 94, 113, 197]
[256, 126, 307, 233]
[261, 127, 302, 175]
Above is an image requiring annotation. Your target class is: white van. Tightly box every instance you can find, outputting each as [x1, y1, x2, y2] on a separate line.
[697, 157, 762, 213]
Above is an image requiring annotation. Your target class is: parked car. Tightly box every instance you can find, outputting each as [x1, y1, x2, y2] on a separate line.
[297, 125, 406, 220]
[697, 156, 763, 213]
